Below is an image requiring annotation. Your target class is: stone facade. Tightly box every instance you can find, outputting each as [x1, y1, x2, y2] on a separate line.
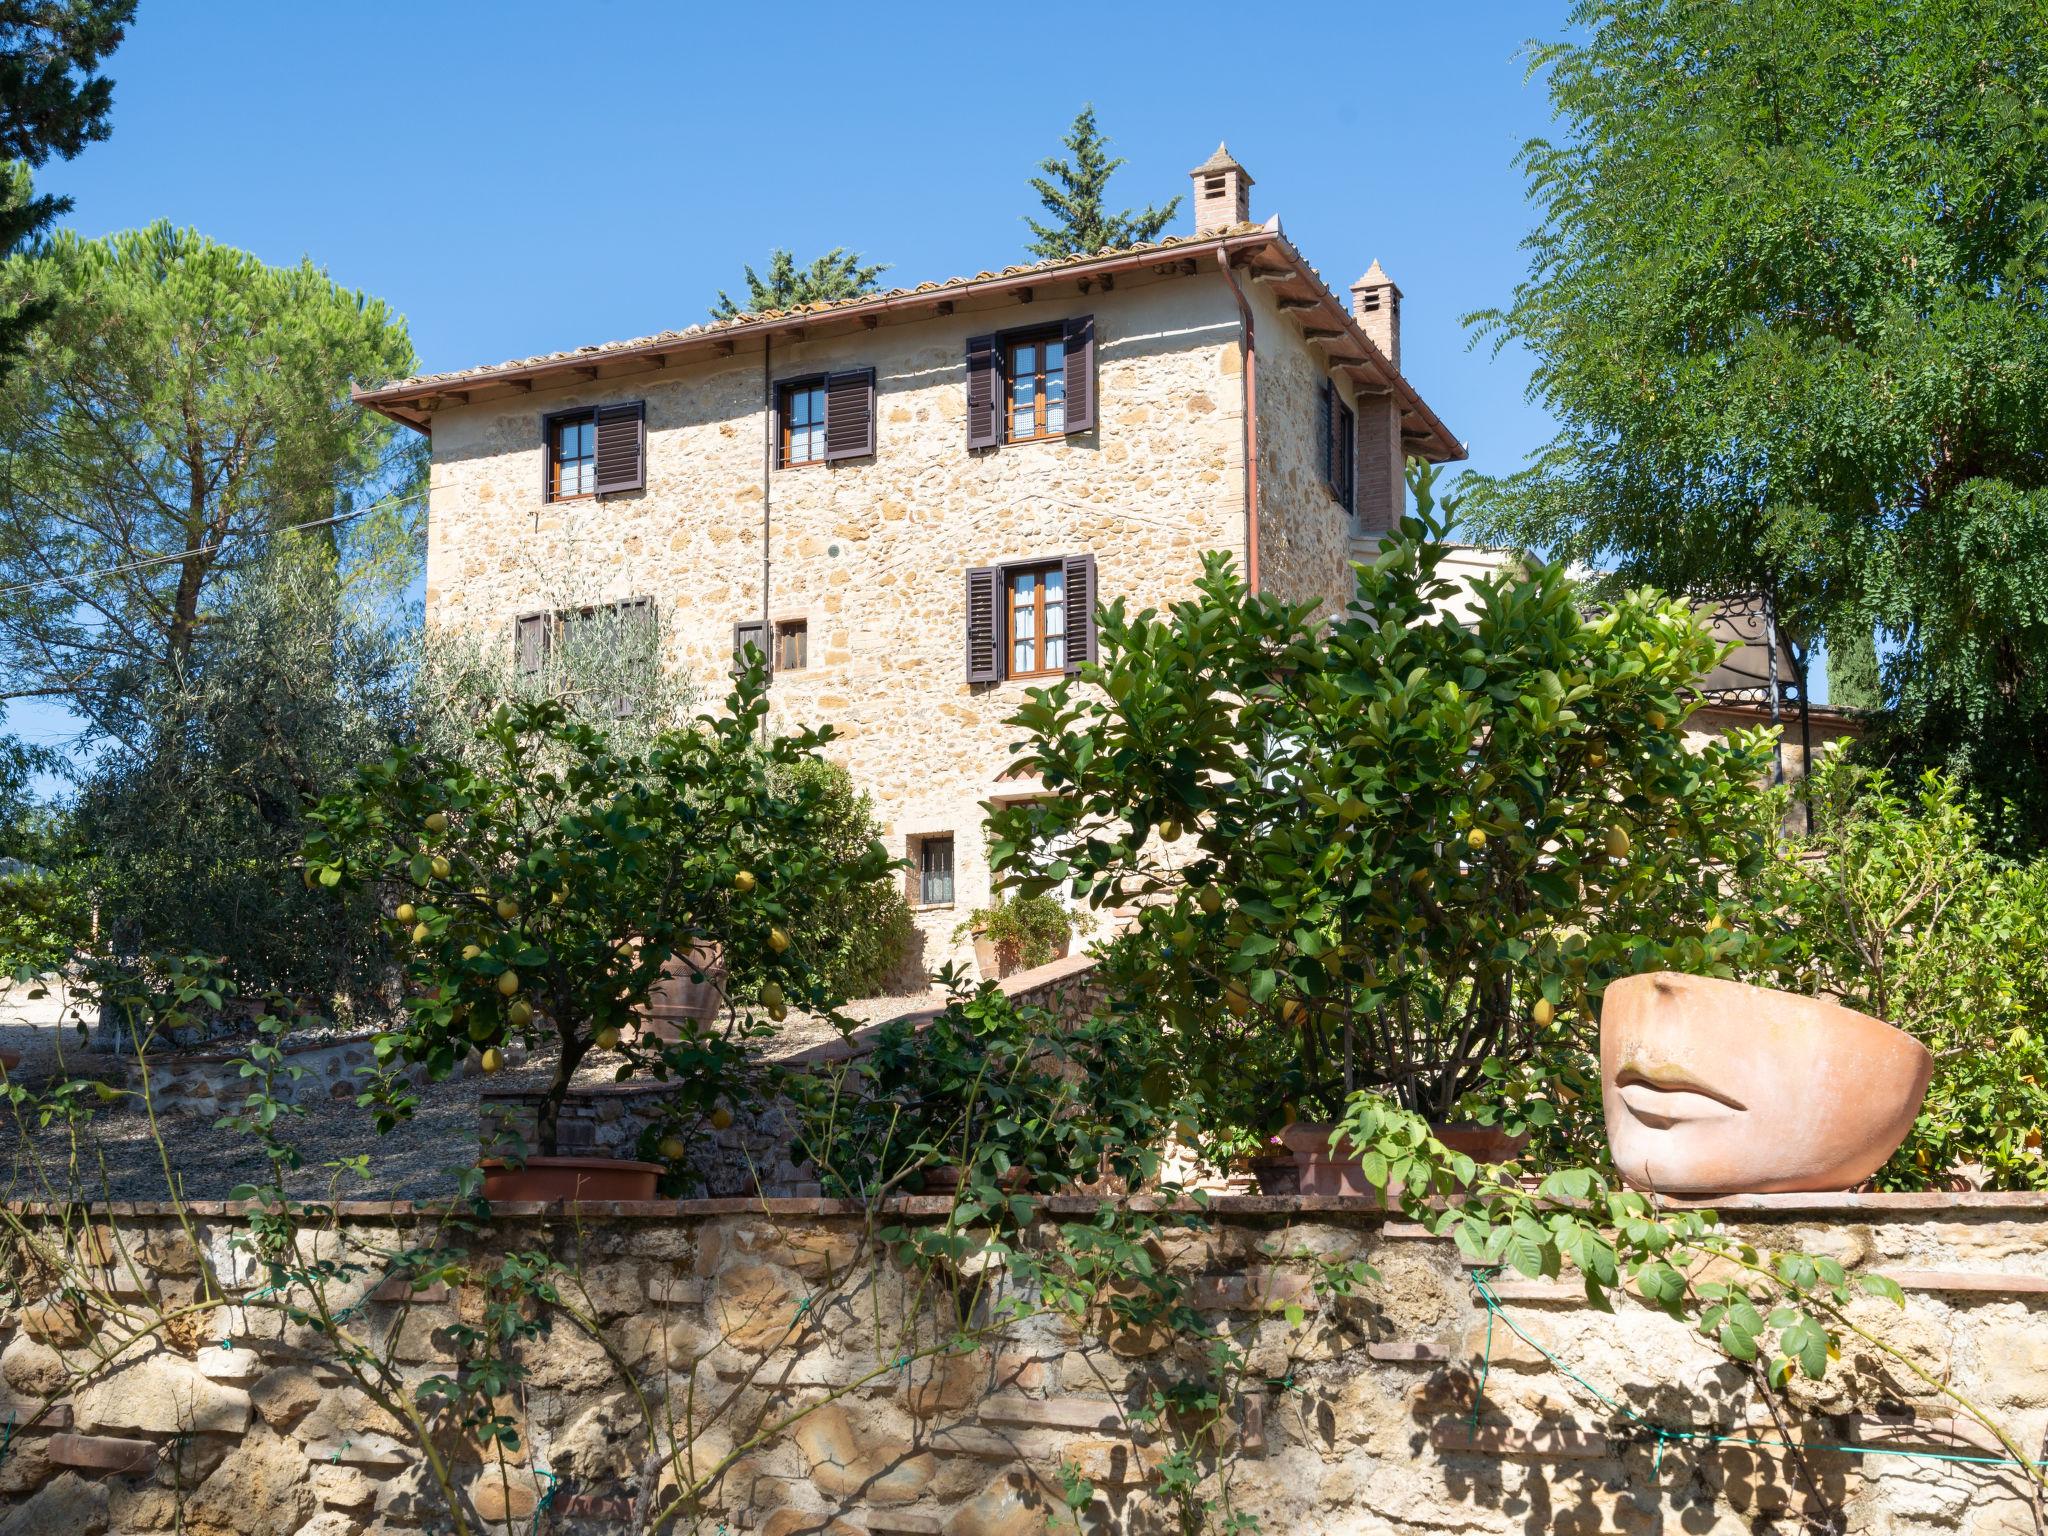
[416, 263, 1342, 966]
[2, 1193, 2044, 1533]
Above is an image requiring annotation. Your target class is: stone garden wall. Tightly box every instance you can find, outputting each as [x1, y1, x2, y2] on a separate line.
[2, 1192, 2045, 1535]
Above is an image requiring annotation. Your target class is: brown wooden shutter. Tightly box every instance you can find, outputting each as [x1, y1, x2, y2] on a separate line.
[593, 400, 645, 495]
[1061, 553, 1096, 674]
[733, 619, 768, 676]
[1062, 314, 1095, 434]
[1317, 382, 1336, 495]
[965, 566, 1001, 682]
[515, 612, 550, 675]
[823, 368, 875, 461]
[965, 336, 999, 449]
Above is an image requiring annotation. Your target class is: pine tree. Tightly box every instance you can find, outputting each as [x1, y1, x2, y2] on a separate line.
[1024, 105, 1179, 260]
[710, 247, 887, 319]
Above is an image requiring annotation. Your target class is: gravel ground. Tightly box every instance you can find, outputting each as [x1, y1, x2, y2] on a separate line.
[0, 976, 946, 1203]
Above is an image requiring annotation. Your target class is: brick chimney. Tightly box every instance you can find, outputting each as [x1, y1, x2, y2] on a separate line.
[1190, 143, 1253, 236]
[1351, 260, 1402, 374]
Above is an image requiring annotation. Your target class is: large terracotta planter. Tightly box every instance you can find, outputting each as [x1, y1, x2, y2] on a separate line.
[1602, 971, 1932, 1196]
[636, 941, 724, 1043]
[970, 929, 1072, 982]
[1273, 1123, 1374, 1196]
[480, 1156, 664, 1202]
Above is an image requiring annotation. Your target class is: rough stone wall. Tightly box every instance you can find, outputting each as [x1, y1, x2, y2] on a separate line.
[2, 1195, 2044, 1535]
[422, 274, 1247, 966]
[1251, 279, 1382, 615]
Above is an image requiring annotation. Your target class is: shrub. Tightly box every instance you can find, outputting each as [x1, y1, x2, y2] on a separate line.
[988, 468, 1786, 1155]
[776, 759, 917, 998]
[1744, 750, 2048, 1189]
[955, 893, 1088, 973]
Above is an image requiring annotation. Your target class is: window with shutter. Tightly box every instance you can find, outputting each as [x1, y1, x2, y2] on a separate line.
[1335, 397, 1356, 514]
[774, 618, 808, 671]
[593, 400, 646, 495]
[965, 335, 999, 449]
[1316, 382, 1334, 496]
[544, 410, 596, 501]
[964, 554, 1100, 682]
[909, 833, 955, 907]
[777, 378, 828, 467]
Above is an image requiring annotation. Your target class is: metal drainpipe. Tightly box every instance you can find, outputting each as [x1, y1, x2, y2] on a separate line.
[1215, 250, 1260, 594]
[761, 335, 773, 700]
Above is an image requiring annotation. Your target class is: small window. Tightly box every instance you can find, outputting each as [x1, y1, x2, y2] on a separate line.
[548, 411, 596, 500]
[774, 618, 808, 672]
[1006, 563, 1067, 678]
[915, 834, 955, 907]
[780, 380, 828, 467]
[1005, 330, 1067, 442]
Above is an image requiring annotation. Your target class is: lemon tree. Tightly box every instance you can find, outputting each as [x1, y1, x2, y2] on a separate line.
[989, 467, 1788, 1152]
[304, 666, 895, 1159]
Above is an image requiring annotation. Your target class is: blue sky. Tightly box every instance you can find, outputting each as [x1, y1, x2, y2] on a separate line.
[11, 0, 1597, 762]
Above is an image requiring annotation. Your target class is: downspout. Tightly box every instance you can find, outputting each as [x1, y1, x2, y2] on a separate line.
[1216, 250, 1260, 594]
[761, 335, 773, 701]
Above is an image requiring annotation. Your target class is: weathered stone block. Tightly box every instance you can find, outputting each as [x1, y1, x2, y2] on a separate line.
[310, 1462, 376, 1510]
[73, 1351, 251, 1435]
[249, 1365, 324, 1430]
[792, 1402, 935, 1503]
[0, 1469, 108, 1536]
[182, 1432, 317, 1536]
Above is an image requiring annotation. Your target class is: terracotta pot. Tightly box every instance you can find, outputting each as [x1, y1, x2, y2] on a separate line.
[1273, 1123, 1378, 1197]
[636, 941, 724, 1043]
[480, 1156, 664, 1202]
[1430, 1121, 1531, 1164]
[917, 1164, 1034, 1195]
[1247, 1152, 1301, 1196]
[971, 931, 1007, 981]
[1602, 971, 1933, 1196]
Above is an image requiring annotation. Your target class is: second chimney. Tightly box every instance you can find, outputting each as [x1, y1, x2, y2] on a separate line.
[1351, 260, 1402, 374]
[1190, 143, 1253, 236]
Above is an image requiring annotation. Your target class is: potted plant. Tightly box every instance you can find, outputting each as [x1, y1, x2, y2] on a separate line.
[955, 893, 1088, 980]
[304, 667, 896, 1200]
[987, 467, 1791, 1185]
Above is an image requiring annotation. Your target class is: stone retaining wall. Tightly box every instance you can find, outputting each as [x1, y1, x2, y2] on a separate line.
[2, 1192, 2045, 1534]
[146, 1033, 429, 1118]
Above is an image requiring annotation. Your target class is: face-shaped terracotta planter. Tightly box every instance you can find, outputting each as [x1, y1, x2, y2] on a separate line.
[1601, 972, 1932, 1196]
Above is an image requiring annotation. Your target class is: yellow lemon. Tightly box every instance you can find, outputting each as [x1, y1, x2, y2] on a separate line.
[411, 922, 431, 945]
[496, 898, 520, 921]
[1647, 710, 1668, 730]
[507, 999, 533, 1028]
[496, 970, 520, 997]
[709, 1107, 734, 1131]
[1466, 827, 1488, 851]
[479, 1047, 502, 1073]
[1198, 885, 1223, 916]
[462, 944, 482, 960]
[768, 1003, 787, 1022]
[595, 1026, 620, 1051]
[733, 869, 757, 894]
[1587, 746, 1608, 768]
[1159, 818, 1182, 842]
[657, 1135, 687, 1160]
[759, 982, 785, 1011]
[1533, 997, 1555, 1027]
[424, 811, 448, 834]
[1604, 826, 1632, 860]
[768, 927, 790, 954]
[430, 855, 451, 880]
[394, 903, 416, 924]
[1280, 998, 1308, 1028]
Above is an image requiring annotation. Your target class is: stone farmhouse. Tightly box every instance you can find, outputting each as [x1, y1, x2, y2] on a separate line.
[354, 144, 1847, 967]
[354, 146, 1472, 963]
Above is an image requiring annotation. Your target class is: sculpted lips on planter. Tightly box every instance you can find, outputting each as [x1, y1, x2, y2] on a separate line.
[1602, 971, 1932, 1196]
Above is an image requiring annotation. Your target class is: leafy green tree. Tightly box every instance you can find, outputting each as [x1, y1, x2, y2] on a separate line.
[989, 470, 1785, 1154]
[1024, 104, 1179, 260]
[709, 247, 887, 319]
[0, 0, 133, 378]
[0, 223, 422, 746]
[304, 668, 898, 1157]
[1743, 749, 2048, 1190]
[1826, 625, 1884, 713]
[1461, 0, 2048, 850]
[775, 759, 916, 999]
